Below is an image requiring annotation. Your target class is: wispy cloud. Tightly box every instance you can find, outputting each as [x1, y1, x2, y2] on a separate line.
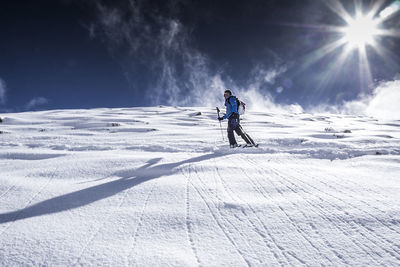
[91, 0, 293, 111]
[0, 77, 7, 105]
[26, 97, 49, 110]
[96, 1, 222, 107]
[240, 65, 302, 113]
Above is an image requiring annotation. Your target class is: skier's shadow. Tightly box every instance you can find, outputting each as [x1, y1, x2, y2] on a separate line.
[0, 152, 224, 224]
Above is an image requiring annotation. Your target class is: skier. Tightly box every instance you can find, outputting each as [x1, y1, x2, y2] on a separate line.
[218, 90, 257, 148]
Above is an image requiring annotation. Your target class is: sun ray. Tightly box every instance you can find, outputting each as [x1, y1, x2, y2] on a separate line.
[296, 37, 348, 74]
[314, 44, 353, 95]
[322, 0, 354, 24]
[366, 0, 386, 19]
[376, 28, 400, 37]
[275, 22, 345, 34]
[354, 0, 362, 17]
[376, 0, 400, 24]
[357, 45, 374, 91]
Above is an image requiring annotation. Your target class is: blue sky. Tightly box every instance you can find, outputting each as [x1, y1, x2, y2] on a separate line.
[0, 0, 399, 112]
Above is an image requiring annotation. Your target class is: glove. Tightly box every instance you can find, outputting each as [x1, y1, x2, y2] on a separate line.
[218, 117, 223, 121]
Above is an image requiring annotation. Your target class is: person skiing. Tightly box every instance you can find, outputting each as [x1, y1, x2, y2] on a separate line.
[218, 90, 257, 148]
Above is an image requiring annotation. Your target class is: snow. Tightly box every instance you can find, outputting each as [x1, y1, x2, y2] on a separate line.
[0, 106, 400, 266]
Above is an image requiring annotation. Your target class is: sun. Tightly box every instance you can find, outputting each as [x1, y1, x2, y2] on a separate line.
[343, 15, 379, 48]
[294, 0, 400, 93]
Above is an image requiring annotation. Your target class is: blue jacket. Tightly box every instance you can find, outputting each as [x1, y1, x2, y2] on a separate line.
[222, 95, 239, 119]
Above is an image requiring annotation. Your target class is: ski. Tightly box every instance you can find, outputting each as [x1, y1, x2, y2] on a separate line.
[230, 144, 241, 148]
[243, 144, 259, 148]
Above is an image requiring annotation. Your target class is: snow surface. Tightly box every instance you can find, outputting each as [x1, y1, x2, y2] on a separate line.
[0, 106, 400, 266]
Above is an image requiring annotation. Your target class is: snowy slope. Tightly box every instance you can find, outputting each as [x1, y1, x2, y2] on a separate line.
[0, 106, 400, 266]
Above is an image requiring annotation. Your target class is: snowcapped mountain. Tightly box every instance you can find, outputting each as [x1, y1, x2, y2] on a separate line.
[0, 106, 400, 266]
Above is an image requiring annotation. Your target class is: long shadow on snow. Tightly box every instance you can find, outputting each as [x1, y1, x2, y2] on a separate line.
[0, 152, 223, 224]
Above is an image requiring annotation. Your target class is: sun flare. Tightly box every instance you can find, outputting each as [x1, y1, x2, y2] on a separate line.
[296, 0, 400, 93]
[343, 15, 379, 48]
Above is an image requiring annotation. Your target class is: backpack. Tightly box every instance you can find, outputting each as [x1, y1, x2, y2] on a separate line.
[228, 96, 246, 115]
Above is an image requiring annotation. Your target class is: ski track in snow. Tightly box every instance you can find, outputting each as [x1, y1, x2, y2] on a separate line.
[234, 155, 326, 265]
[196, 163, 264, 266]
[0, 165, 59, 238]
[186, 164, 251, 266]
[0, 106, 400, 266]
[0, 185, 16, 200]
[247, 157, 374, 265]
[256, 157, 400, 265]
[125, 177, 160, 266]
[210, 158, 291, 265]
[73, 185, 131, 266]
[183, 166, 202, 266]
[245, 156, 333, 265]
[292, 170, 400, 262]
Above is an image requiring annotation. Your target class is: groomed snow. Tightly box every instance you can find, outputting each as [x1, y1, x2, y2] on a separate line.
[0, 106, 400, 266]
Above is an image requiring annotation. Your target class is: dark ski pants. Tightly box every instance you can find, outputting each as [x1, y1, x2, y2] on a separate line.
[227, 115, 255, 146]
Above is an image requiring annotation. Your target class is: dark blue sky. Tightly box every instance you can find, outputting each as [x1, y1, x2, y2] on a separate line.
[1, 0, 399, 111]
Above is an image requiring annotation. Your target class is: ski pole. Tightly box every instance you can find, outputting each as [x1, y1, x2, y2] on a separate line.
[216, 107, 225, 141]
[238, 125, 258, 147]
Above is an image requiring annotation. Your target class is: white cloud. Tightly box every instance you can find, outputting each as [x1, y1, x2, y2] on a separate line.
[365, 80, 400, 120]
[338, 80, 400, 120]
[310, 79, 400, 121]
[0, 78, 7, 105]
[26, 97, 49, 110]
